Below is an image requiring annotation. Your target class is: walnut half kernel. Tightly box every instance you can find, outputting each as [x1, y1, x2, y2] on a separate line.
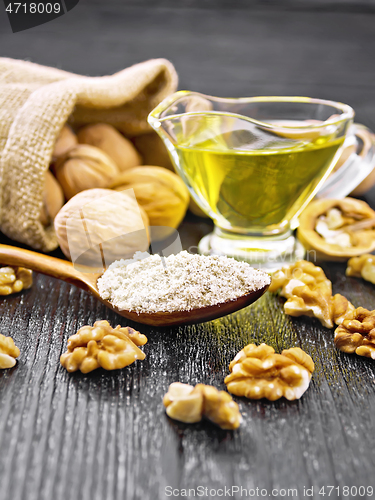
[224, 343, 314, 401]
[334, 307, 375, 360]
[0, 265, 33, 295]
[0, 333, 20, 369]
[60, 320, 147, 373]
[270, 260, 354, 328]
[163, 382, 242, 430]
[346, 254, 375, 285]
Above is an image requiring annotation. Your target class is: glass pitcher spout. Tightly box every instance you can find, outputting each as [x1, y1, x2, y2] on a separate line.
[148, 91, 354, 148]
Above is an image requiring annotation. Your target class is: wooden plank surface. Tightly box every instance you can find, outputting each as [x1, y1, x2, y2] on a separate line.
[1, 3, 375, 500]
[1, 251, 375, 500]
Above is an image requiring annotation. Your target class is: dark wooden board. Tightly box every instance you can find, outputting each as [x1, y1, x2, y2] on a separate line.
[1, 254, 375, 500]
[1, 2, 375, 500]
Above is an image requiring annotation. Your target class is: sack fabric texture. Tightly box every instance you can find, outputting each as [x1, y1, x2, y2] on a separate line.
[0, 57, 178, 252]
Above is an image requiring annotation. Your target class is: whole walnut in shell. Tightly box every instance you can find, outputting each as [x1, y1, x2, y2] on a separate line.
[131, 132, 173, 171]
[55, 145, 119, 200]
[77, 124, 142, 172]
[52, 125, 77, 162]
[109, 166, 190, 230]
[54, 188, 149, 268]
[40, 171, 64, 226]
[189, 198, 210, 218]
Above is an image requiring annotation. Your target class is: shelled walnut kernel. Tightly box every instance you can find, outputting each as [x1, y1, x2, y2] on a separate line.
[269, 260, 354, 328]
[163, 382, 242, 430]
[0, 334, 20, 369]
[331, 294, 356, 326]
[0, 266, 33, 295]
[224, 343, 314, 401]
[269, 260, 330, 295]
[334, 307, 375, 359]
[60, 320, 147, 373]
[346, 254, 375, 285]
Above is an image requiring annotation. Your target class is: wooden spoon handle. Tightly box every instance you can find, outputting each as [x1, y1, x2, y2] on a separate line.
[0, 244, 81, 286]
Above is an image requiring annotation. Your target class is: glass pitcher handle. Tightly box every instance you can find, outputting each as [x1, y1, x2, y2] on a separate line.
[316, 124, 375, 199]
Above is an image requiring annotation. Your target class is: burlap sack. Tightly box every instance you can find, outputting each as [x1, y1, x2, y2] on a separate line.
[0, 57, 178, 252]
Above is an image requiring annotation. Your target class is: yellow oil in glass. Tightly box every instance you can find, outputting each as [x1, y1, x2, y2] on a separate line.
[175, 120, 344, 233]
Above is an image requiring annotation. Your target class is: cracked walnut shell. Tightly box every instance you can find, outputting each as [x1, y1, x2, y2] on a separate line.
[334, 307, 375, 360]
[346, 254, 375, 285]
[163, 382, 242, 430]
[297, 198, 375, 261]
[224, 343, 314, 401]
[0, 265, 33, 295]
[60, 320, 147, 373]
[0, 334, 20, 369]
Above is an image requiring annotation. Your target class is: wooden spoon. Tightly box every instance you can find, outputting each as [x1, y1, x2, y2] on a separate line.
[0, 244, 269, 327]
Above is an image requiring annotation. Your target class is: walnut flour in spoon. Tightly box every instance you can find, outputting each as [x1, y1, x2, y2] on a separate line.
[97, 251, 270, 313]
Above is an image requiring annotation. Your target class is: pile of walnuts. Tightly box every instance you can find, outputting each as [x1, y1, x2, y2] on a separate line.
[270, 259, 375, 361]
[269, 260, 354, 329]
[44, 123, 190, 261]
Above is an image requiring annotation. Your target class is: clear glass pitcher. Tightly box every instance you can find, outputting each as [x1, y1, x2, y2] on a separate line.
[148, 92, 355, 269]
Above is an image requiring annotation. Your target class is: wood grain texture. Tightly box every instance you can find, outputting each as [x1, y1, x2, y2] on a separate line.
[1, 2, 375, 499]
[1, 260, 375, 500]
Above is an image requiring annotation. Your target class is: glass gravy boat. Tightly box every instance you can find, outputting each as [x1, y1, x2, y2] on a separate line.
[148, 92, 355, 269]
